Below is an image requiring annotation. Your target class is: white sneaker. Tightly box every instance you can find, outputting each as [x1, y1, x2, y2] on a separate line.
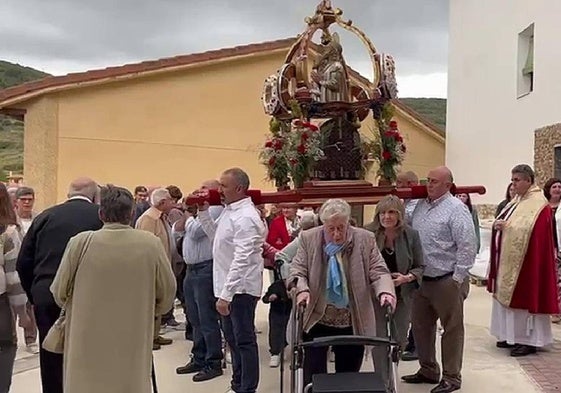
[25, 343, 39, 354]
[269, 354, 280, 368]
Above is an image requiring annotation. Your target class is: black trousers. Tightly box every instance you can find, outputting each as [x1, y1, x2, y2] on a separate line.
[268, 301, 291, 355]
[35, 304, 63, 393]
[303, 324, 364, 387]
[0, 344, 16, 393]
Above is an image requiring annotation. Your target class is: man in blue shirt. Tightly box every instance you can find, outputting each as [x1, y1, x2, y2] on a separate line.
[174, 180, 224, 382]
[402, 166, 477, 393]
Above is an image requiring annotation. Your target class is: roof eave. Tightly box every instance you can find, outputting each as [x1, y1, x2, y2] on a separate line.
[0, 46, 293, 109]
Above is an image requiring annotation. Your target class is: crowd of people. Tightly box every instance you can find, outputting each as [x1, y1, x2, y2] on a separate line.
[0, 163, 559, 393]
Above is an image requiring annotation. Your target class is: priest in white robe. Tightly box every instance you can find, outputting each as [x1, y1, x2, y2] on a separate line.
[488, 164, 559, 357]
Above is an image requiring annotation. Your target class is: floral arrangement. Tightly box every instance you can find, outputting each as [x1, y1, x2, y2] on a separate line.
[361, 104, 406, 184]
[260, 102, 325, 189]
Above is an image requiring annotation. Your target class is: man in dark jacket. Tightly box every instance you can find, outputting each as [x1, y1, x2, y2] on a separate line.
[16, 177, 103, 393]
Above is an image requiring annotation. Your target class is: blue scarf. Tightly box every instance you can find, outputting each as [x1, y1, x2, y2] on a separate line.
[324, 242, 348, 308]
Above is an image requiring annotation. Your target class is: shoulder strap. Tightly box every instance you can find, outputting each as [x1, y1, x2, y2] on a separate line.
[64, 231, 95, 307]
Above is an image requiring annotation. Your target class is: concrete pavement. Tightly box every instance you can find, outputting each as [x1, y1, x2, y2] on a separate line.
[10, 284, 551, 393]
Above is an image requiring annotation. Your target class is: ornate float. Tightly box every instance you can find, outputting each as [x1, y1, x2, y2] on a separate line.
[186, 1, 486, 208]
[259, 0, 404, 189]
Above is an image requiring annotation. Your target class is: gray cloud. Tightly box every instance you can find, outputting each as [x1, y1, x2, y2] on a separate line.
[0, 0, 448, 96]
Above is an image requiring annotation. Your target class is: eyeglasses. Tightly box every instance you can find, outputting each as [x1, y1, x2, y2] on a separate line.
[18, 198, 34, 203]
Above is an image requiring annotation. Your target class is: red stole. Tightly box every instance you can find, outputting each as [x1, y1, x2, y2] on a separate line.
[488, 205, 559, 314]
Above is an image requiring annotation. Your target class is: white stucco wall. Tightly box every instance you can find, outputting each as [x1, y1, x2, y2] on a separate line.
[446, 0, 561, 204]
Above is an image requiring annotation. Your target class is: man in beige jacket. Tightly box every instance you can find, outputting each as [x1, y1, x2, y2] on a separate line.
[136, 187, 175, 349]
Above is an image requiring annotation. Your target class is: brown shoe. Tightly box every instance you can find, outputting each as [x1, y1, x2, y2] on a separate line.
[155, 336, 173, 346]
[430, 380, 461, 393]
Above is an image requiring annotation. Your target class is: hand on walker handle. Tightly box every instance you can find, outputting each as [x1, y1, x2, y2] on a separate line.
[296, 291, 310, 306]
[380, 293, 396, 313]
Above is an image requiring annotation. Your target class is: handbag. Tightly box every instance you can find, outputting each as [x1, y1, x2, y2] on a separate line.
[42, 232, 94, 354]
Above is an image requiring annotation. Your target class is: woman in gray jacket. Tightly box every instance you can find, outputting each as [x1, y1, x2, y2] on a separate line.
[365, 195, 425, 382]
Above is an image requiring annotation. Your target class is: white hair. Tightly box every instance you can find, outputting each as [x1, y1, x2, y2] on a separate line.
[300, 211, 319, 230]
[150, 188, 171, 206]
[318, 199, 351, 223]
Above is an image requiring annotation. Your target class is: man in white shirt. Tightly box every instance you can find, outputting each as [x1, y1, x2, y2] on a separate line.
[198, 167, 265, 393]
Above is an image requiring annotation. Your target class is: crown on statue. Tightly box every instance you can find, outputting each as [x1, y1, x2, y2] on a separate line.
[261, 0, 398, 120]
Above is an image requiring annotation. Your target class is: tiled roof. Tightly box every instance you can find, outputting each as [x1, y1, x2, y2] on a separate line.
[0, 37, 444, 136]
[0, 38, 298, 106]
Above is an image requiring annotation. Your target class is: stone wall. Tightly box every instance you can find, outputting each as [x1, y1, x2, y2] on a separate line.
[534, 123, 561, 187]
[476, 204, 497, 219]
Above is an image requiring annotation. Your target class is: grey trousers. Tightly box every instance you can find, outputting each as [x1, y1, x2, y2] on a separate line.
[0, 344, 17, 393]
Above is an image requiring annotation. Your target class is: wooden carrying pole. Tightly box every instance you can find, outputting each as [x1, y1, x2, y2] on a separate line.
[183, 180, 486, 207]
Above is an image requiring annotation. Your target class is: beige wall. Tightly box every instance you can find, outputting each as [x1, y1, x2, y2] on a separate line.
[50, 53, 285, 208]
[23, 96, 59, 210]
[22, 50, 444, 211]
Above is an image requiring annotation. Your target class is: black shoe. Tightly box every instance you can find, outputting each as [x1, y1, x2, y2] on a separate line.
[185, 323, 193, 341]
[430, 380, 461, 393]
[176, 361, 203, 375]
[402, 373, 440, 384]
[192, 367, 223, 382]
[496, 341, 515, 349]
[401, 350, 419, 361]
[166, 318, 180, 327]
[510, 344, 537, 357]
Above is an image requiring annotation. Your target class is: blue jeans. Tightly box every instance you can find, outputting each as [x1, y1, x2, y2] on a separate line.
[222, 294, 259, 393]
[183, 261, 223, 370]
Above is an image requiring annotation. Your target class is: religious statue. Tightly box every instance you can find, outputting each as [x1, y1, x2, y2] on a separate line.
[310, 32, 349, 103]
[260, 0, 401, 188]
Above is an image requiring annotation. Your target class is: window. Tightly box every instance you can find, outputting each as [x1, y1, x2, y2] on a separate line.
[517, 24, 535, 97]
[555, 146, 561, 179]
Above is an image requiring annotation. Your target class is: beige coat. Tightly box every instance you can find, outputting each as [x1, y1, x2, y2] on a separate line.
[289, 226, 395, 337]
[135, 206, 172, 261]
[51, 223, 176, 393]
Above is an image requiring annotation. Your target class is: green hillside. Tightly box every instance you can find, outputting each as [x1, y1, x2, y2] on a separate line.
[399, 97, 447, 131]
[0, 61, 50, 180]
[0, 60, 49, 89]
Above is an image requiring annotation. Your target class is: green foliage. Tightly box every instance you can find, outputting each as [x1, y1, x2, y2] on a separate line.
[0, 60, 51, 175]
[0, 60, 50, 89]
[361, 103, 405, 183]
[399, 98, 447, 131]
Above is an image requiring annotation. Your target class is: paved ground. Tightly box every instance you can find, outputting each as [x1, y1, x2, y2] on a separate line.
[10, 284, 558, 393]
[518, 344, 561, 393]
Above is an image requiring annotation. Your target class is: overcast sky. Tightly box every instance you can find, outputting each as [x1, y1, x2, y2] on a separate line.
[0, 0, 449, 98]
